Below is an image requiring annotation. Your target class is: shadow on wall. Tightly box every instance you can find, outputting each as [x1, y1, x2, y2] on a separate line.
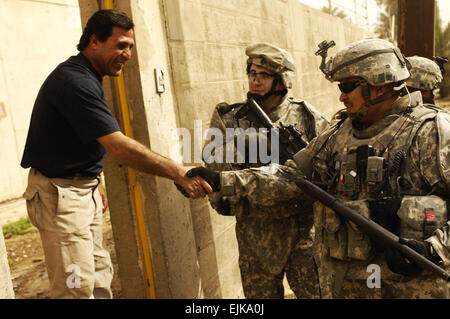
[189, 198, 224, 298]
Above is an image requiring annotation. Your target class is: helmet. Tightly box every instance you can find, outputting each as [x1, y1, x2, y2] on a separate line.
[405, 56, 443, 91]
[323, 39, 410, 121]
[246, 42, 296, 89]
[328, 38, 410, 86]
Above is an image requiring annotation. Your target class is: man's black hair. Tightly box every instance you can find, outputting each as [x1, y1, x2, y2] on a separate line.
[77, 9, 134, 51]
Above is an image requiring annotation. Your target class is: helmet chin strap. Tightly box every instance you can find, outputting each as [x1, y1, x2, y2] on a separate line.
[422, 97, 435, 104]
[348, 79, 403, 121]
[247, 77, 287, 102]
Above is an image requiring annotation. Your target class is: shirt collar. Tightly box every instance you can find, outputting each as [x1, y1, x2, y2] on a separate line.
[77, 52, 103, 83]
[267, 94, 289, 121]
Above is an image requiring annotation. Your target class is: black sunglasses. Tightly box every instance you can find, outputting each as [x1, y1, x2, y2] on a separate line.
[338, 80, 361, 94]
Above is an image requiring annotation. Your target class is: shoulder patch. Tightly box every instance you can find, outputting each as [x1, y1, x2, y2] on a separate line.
[287, 97, 305, 105]
[410, 104, 439, 121]
[216, 102, 242, 116]
[298, 99, 330, 135]
[435, 110, 450, 192]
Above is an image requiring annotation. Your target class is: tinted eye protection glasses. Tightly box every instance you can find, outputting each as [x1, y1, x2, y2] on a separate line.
[338, 80, 361, 94]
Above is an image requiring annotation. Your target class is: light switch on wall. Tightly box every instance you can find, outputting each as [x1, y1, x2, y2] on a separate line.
[0, 102, 6, 119]
[154, 69, 165, 93]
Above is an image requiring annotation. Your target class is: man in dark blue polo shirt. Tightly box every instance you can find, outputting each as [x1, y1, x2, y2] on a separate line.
[21, 9, 211, 299]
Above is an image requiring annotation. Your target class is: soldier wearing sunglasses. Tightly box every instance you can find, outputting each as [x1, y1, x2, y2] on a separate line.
[187, 39, 450, 298]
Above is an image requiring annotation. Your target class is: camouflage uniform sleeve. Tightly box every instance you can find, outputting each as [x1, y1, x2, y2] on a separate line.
[203, 104, 233, 171]
[410, 119, 450, 266]
[204, 104, 236, 212]
[218, 163, 305, 207]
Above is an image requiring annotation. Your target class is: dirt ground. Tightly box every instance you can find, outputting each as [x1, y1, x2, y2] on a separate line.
[4, 211, 122, 299]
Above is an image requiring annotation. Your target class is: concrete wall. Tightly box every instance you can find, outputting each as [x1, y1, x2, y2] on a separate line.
[165, 0, 373, 136]
[0, 0, 82, 206]
[0, 0, 82, 299]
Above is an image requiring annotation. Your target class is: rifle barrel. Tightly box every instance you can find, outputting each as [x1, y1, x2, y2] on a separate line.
[296, 178, 450, 282]
[247, 98, 274, 129]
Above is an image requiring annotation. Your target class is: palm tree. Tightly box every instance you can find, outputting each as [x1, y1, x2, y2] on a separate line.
[321, 5, 347, 20]
[435, 4, 450, 97]
[374, 0, 398, 43]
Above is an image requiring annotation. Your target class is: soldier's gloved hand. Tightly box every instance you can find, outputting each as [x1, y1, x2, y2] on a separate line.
[175, 183, 190, 198]
[216, 198, 231, 216]
[385, 238, 441, 277]
[187, 167, 221, 192]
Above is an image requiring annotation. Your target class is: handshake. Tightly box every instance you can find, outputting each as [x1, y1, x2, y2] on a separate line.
[175, 167, 221, 198]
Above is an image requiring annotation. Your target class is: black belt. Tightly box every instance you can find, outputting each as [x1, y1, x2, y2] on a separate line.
[62, 175, 100, 180]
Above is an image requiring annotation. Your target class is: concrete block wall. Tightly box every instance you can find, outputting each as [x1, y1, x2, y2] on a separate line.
[165, 0, 373, 132]
[0, 0, 82, 299]
[0, 0, 82, 205]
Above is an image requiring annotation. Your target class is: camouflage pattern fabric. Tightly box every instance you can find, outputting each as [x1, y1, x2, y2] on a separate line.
[328, 38, 410, 86]
[205, 94, 327, 298]
[246, 43, 296, 89]
[217, 91, 450, 298]
[406, 56, 443, 91]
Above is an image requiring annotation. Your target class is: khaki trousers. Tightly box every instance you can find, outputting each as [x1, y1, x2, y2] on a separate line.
[23, 169, 113, 299]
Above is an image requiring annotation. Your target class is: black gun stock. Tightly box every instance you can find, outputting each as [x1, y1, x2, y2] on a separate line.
[295, 177, 450, 282]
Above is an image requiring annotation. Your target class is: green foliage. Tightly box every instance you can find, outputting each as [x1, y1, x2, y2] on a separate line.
[435, 4, 450, 98]
[374, 0, 398, 42]
[374, 1, 450, 97]
[2, 217, 33, 237]
[321, 6, 347, 20]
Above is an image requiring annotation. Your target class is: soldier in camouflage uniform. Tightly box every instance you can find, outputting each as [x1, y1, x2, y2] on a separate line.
[405, 56, 443, 104]
[203, 43, 328, 298]
[188, 39, 450, 298]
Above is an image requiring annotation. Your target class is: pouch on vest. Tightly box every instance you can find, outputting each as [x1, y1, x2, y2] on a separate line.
[366, 156, 384, 194]
[313, 202, 346, 260]
[396, 195, 448, 240]
[313, 201, 347, 260]
[324, 205, 348, 260]
[314, 200, 373, 261]
[341, 151, 357, 197]
[345, 200, 372, 260]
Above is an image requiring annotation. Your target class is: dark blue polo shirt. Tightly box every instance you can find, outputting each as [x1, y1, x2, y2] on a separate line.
[21, 53, 121, 178]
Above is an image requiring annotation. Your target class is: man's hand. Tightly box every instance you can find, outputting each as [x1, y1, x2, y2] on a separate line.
[174, 167, 220, 199]
[98, 132, 213, 199]
[174, 167, 213, 199]
[98, 183, 108, 213]
[186, 167, 221, 192]
[385, 238, 442, 277]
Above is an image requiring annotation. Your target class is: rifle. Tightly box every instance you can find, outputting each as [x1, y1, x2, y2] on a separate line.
[235, 97, 308, 164]
[295, 177, 450, 282]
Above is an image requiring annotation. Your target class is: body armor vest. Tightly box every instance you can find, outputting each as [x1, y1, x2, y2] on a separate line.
[312, 105, 448, 261]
